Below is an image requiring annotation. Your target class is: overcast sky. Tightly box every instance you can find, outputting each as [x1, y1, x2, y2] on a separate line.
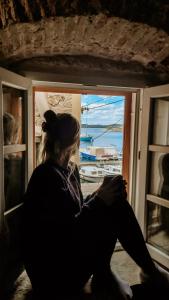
[81, 95, 125, 125]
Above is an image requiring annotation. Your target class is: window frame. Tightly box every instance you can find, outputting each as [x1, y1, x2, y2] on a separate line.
[137, 84, 169, 268]
[33, 84, 134, 198]
[0, 67, 33, 220]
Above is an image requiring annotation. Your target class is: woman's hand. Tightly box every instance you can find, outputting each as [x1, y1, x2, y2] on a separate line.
[96, 175, 127, 206]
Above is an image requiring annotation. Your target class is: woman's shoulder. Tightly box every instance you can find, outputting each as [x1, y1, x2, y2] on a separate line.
[32, 161, 61, 178]
[28, 163, 55, 184]
[32, 162, 50, 175]
[27, 162, 63, 191]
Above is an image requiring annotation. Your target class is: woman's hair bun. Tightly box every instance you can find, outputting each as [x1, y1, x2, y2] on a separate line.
[42, 110, 58, 134]
[44, 110, 57, 124]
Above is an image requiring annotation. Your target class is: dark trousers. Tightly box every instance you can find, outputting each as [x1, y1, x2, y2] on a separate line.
[73, 198, 155, 285]
[25, 199, 159, 299]
[131, 283, 169, 300]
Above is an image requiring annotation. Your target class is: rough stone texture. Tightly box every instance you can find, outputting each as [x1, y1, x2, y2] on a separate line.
[0, 0, 169, 33]
[0, 4, 169, 86]
[1, 15, 169, 68]
[0, 14, 169, 86]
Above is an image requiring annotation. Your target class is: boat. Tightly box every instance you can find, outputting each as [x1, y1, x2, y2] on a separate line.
[103, 164, 122, 175]
[79, 165, 108, 182]
[80, 151, 96, 161]
[80, 146, 119, 161]
[80, 134, 93, 142]
[79, 164, 122, 182]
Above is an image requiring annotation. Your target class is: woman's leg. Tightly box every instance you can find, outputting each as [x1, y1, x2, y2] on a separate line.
[83, 198, 168, 299]
[111, 199, 156, 275]
[77, 198, 155, 279]
[73, 197, 157, 299]
[74, 204, 133, 299]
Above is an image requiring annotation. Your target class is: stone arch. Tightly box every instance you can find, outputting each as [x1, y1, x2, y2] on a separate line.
[0, 14, 169, 72]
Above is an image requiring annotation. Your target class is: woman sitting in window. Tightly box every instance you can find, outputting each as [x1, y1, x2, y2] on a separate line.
[21, 110, 169, 300]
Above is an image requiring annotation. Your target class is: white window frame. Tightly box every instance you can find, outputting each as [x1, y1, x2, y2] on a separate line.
[137, 84, 169, 268]
[0, 67, 33, 226]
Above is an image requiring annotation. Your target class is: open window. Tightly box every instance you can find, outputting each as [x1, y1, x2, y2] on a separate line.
[0, 67, 33, 289]
[33, 86, 132, 199]
[138, 84, 169, 269]
[0, 71, 136, 291]
[1, 66, 169, 292]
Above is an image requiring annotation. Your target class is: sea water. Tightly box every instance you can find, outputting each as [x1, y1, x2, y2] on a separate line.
[80, 127, 123, 152]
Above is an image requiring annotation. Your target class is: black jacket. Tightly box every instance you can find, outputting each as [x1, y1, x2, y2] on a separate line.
[21, 160, 103, 284]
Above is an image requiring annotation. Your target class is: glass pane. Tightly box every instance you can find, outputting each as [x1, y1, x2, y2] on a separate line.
[150, 152, 169, 197]
[152, 98, 169, 145]
[4, 152, 25, 211]
[3, 85, 24, 145]
[147, 202, 169, 255]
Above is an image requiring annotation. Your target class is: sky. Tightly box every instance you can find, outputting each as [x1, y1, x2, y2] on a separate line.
[81, 95, 125, 125]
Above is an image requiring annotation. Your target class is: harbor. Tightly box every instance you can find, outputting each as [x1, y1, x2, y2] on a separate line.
[79, 138, 122, 186]
[80, 159, 121, 166]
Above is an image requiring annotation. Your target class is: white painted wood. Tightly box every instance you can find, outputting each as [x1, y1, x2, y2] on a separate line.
[147, 194, 169, 208]
[32, 79, 139, 93]
[0, 67, 31, 90]
[143, 84, 169, 98]
[128, 93, 136, 203]
[72, 94, 81, 165]
[149, 145, 169, 152]
[4, 144, 26, 154]
[129, 92, 140, 206]
[137, 89, 151, 236]
[135, 89, 143, 222]
[138, 84, 169, 267]
[0, 67, 33, 217]
[147, 244, 169, 270]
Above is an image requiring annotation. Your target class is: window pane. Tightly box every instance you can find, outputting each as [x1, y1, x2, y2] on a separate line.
[152, 98, 169, 145]
[3, 85, 24, 145]
[4, 152, 25, 211]
[149, 152, 169, 197]
[147, 202, 169, 255]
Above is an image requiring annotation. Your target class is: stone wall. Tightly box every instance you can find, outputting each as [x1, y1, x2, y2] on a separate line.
[0, 0, 169, 33]
[0, 14, 169, 73]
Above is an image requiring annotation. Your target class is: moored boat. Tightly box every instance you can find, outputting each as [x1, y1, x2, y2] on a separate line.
[79, 164, 122, 182]
[80, 135, 93, 142]
[79, 165, 108, 182]
[80, 151, 96, 161]
[80, 146, 119, 161]
[103, 164, 122, 175]
[88, 146, 118, 160]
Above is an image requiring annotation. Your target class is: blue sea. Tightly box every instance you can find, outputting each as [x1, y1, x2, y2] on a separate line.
[80, 127, 123, 152]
